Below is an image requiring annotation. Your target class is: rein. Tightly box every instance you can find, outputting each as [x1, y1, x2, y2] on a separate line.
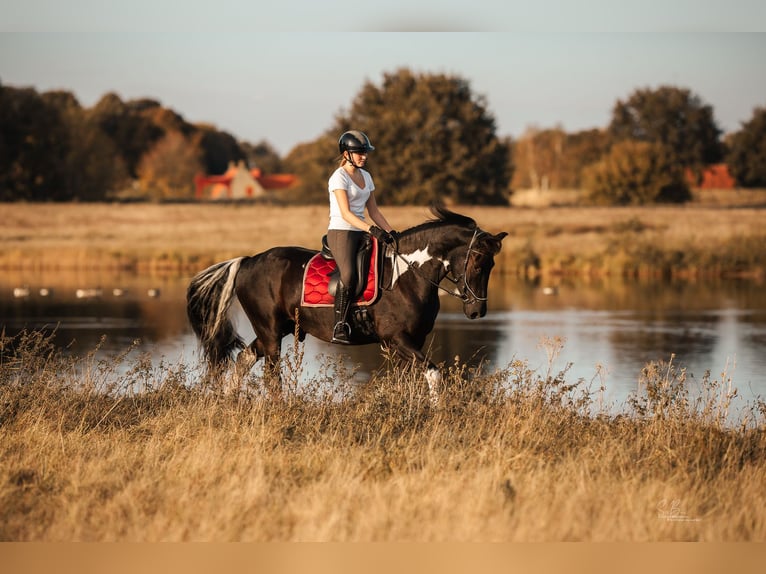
[385, 228, 489, 304]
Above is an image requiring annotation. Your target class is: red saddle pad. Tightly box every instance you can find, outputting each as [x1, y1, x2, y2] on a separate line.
[301, 239, 380, 307]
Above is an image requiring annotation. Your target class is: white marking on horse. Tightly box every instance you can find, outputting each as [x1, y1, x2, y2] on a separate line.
[391, 246, 448, 287]
[425, 367, 442, 405]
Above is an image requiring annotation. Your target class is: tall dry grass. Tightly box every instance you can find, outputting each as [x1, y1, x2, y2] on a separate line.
[2, 200, 766, 278]
[2, 329, 764, 541]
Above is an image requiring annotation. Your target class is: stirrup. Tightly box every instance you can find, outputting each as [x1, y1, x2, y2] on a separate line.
[332, 321, 352, 344]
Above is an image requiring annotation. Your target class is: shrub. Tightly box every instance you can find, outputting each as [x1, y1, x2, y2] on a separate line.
[583, 141, 691, 205]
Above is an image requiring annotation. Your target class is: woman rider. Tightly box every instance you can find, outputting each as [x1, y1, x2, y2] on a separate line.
[327, 130, 396, 344]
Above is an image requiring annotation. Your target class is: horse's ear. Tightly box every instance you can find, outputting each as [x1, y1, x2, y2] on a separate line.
[484, 231, 508, 254]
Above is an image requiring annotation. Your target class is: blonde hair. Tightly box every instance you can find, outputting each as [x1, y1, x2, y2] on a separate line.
[337, 151, 355, 168]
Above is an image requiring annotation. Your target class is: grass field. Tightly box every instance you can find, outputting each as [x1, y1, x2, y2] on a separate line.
[1, 330, 764, 541]
[2, 197, 766, 541]
[2, 194, 766, 278]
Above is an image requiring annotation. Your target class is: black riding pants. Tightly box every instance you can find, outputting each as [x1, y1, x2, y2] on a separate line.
[327, 229, 365, 293]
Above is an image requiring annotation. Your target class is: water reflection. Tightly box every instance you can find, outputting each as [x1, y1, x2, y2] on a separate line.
[1, 270, 765, 409]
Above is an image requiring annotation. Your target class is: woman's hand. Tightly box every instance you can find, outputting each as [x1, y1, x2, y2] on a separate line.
[368, 225, 395, 245]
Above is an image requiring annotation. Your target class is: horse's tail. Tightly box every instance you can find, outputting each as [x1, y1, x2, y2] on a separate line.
[186, 257, 245, 369]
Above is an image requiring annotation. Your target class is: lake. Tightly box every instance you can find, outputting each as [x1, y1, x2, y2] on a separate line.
[2, 270, 765, 413]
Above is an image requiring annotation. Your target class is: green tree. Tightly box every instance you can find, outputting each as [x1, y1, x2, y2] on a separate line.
[582, 140, 691, 205]
[609, 85, 723, 180]
[726, 106, 766, 188]
[331, 68, 511, 205]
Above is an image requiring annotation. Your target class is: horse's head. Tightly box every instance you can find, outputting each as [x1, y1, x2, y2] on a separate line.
[396, 205, 507, 319]
[455, 227, 508, 319]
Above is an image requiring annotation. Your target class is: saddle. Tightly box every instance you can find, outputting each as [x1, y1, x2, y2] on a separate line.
[301, 235, 383, 307]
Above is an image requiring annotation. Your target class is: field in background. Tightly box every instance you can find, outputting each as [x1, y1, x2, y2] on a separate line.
[2, 191, 766, 278]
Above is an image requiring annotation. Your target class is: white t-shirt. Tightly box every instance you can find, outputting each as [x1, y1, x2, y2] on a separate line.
[327, 167, 375, 231]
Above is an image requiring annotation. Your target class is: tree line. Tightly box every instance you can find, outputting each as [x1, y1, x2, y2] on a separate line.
[0, 82, 282, 201]
[2, 70, 765, 205]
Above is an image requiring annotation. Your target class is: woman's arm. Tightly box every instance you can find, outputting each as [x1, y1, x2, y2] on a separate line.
[333, 189, 373, 231]
[365, 192, 393, 232]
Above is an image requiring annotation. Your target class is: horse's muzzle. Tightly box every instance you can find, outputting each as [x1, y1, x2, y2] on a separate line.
[464, 301, 487, 320]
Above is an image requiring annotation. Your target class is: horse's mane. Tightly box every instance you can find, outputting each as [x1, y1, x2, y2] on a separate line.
[405, 203, 477, 236]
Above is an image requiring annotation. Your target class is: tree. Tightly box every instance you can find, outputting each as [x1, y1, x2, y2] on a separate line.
[582, 140, 691, 205]
[282, 135, 337, 203]
[726, 106, 766, 188]
[194, 124, 246, 175]
[0, 84, 70, 200]
[90, 92, 165, 178]
[511, 126, 565, 190]
[559, 128, 611, 189]
[241, 140, 284, 174]
[330, 68, 511, 205]
[609, 85, 723, 180]
[136, 131, 203, 200]
[511, 126, 610, 191]
[42, 90, 128, 200]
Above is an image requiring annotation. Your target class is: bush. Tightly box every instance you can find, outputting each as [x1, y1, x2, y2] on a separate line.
[583, 141, 691, 205]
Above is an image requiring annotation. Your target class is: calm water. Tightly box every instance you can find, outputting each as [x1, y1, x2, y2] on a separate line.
[2, 271, 765, 411]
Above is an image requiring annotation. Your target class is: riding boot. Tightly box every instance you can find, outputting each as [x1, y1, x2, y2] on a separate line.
[331, 284, 353, 344]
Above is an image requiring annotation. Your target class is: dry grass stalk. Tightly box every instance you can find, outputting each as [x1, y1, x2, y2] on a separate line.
[1, 330, 764, 541]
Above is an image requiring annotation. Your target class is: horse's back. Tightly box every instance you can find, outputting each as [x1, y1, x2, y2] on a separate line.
[235, 246, 316, 316]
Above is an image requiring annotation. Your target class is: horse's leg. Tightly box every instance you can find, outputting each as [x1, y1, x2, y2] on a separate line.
[387, 333, 441, 405]
[234, 339, 263, 381]
[259, 337, 283, 399]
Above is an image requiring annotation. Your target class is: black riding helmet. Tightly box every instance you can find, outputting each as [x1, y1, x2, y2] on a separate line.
[338, 130, 375, 155]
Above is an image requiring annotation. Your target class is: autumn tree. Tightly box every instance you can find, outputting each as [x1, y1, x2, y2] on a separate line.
[136, 131, 203, 200]
[90, 93, 165, 178]
[42, 90, 128, 200]
[511, 126, 565, 190]
[325, 68, 511, 205]
[582, 140, 691, 205]
[609, 85, 723, 180]
[726, 106, 766, 188]
[282, 135, 337, 203]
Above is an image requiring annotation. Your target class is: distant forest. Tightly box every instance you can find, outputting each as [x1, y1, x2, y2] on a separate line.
[2, 68, 765, 205]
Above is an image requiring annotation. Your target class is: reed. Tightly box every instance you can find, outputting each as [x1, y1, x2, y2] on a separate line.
[1, 329, 764, 541]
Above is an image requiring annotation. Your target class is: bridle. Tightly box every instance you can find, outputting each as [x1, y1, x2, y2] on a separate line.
[387, 228, 490, 305]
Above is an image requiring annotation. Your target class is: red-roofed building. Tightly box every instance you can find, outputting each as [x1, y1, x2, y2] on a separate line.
[194, 161, 298, 199]
[686, 164, 736, 189]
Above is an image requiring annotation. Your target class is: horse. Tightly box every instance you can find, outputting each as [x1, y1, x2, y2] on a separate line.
[186, 205, 507, 400]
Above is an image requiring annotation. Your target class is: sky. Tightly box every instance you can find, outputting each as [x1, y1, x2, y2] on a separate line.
[1, 2, 765, 156]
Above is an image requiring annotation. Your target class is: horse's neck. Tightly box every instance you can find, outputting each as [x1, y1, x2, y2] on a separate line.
[389, 228, 457, 288]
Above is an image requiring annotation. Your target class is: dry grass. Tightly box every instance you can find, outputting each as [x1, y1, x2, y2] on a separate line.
[2, 198, 765, 279]
[1, 330, 764, 541]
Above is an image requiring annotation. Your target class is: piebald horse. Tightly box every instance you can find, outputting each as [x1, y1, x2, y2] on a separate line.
[187, 205, 507, 400]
